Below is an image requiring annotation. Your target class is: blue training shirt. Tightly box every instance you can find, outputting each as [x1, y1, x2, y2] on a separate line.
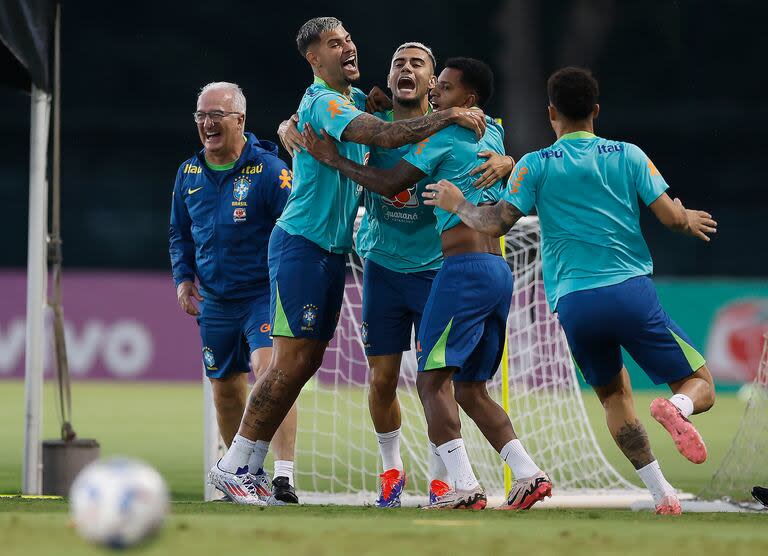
[403, 115, 506, 234]
[169, 132, 291, 300]
[277, 76, 369, 254]
[356, 110, 443, 273]
[502, 131, 669, 311]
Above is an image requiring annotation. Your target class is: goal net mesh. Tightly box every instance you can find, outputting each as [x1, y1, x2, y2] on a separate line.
[293, 215, 639, 503]
[699, 333, 768, 503]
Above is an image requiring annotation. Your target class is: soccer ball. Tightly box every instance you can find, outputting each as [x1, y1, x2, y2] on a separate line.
[69, 457, 170, 548]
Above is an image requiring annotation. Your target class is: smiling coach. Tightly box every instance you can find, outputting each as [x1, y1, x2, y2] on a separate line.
[168, 82, 299, 504]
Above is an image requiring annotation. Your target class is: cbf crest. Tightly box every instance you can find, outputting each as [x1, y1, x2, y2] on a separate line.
[301, 304, 319, 330]
[233, 176, 251, 202]
[202, 347, 217, 370]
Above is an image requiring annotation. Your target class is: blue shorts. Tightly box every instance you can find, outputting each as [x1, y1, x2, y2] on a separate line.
[556, 276, 706, 387]
[362, 259, 437, 356]
[417, 253, 513, 382]
[197, 290, 272, 379]
[268, 225, 346, 342]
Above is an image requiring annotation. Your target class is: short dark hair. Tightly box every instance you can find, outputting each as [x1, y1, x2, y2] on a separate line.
[296, 17, 343, 56]
[547, 67, 599, 120]
[444, 57, 494, 108]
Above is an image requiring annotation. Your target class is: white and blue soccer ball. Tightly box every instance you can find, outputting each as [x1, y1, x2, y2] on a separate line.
[69, 457, 170, 548]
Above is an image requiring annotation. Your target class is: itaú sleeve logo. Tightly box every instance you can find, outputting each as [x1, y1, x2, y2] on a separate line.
[382, 185, 419, 209]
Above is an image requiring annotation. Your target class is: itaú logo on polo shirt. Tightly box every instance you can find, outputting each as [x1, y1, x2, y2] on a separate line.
[382, 185, 418, 209]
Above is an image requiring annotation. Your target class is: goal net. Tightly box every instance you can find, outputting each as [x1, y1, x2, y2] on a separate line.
[699, 333, 768, 504]
[288, 214, 640, 505]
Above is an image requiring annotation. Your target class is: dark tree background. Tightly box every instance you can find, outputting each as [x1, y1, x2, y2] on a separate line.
[1, 0, 765, 275]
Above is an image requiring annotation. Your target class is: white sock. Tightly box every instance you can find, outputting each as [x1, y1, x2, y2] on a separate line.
[245, 439, 270, 474]
[436, 439, 479, 491]
[636, 460, 676, 505]
[429, 441, 450, 484]
[219, 434, 256, 474]
[669, 394, 694, 418]
[376, 428, 403, 471]
[500, 439, 541, 479]
[274, 460, 294, 486]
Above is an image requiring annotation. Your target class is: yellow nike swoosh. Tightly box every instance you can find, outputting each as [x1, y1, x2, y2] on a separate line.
[188, 187, 203, 195]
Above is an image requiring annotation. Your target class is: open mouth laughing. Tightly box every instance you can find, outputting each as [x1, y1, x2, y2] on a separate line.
[342, 53, 358, 72]
[396, 75, 417, 94]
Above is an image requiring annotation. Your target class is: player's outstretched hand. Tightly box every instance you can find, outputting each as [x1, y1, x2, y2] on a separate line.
[423, 180, 466, 213]
[177, 281, 203, 316]
[470, 151, 515, 189]
[675, 198, 717, 241]
[302, 124, 340, 166]
[366, 85, 392, 113]
[277, 114, 305, 156]
[450, 107, 487, 140]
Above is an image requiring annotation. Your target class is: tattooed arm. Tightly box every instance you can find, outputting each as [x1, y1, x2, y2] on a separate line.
[341, 107, 486, 148]
[302, 125, 425, 197]
[423, 180, 524, 237]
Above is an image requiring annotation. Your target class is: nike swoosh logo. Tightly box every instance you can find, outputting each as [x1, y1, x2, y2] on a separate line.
[447, 447, 459, 453]
[188, 187, 203, 195]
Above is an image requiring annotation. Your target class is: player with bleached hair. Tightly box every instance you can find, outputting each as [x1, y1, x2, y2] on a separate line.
[424, 66, 718, 515]
[279, 42, 515, 508]
[302, 57, 552, 511]
[207, 17, 488, 504]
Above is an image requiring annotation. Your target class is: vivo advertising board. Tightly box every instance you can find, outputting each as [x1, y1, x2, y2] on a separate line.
[1, 272, 766, 386]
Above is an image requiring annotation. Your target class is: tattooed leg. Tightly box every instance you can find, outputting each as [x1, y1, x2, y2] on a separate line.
[593, 367, 655, 469]
[614, 420, 654, 469]
[238, 336, 326, 442]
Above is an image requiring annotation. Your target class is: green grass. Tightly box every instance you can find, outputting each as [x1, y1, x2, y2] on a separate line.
[0, 381, 764, 555]
[1, 500, 767, 556]
[0, 381, 748, 497]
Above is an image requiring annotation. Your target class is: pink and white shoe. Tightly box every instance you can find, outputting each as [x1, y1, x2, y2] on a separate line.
[495, 471, 553, 510]
[650, 398, 707, 464]
[655, 494, 682, 515]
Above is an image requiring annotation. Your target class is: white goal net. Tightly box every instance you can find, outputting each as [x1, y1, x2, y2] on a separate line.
[288, 214, 640, 505]
[700, 333, 768, 505]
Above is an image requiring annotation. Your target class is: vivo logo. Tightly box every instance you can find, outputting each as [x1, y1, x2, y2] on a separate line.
[0, 318, 154, 378]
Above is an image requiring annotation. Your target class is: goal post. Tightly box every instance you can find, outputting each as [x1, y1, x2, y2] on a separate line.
[204, 213, 646, 505]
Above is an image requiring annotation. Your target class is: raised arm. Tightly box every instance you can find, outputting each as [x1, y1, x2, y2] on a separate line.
[649, 193, 717, 241]
[423, 179, 523, 237]
[303, 125, 425, 197]
[341, 107, 486, 148]
[277, 114, 305, 156]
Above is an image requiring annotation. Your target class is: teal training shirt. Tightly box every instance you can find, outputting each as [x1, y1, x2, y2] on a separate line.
[480, 180, 506, 205]
[277, 77, 369, 253]
[403, 115, 506, 234]
[502, 131, 669, 311]
[356, 110, 443, 273]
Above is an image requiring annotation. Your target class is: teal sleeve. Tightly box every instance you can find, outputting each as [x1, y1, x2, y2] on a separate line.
[501, 152, 540, 215]
[402, 128, 454, 176]
[626, 143, 669, 206]
[308, 91, 365, 141]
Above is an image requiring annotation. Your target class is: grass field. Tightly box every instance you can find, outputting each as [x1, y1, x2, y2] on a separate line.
[0, 381, 766, 555]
